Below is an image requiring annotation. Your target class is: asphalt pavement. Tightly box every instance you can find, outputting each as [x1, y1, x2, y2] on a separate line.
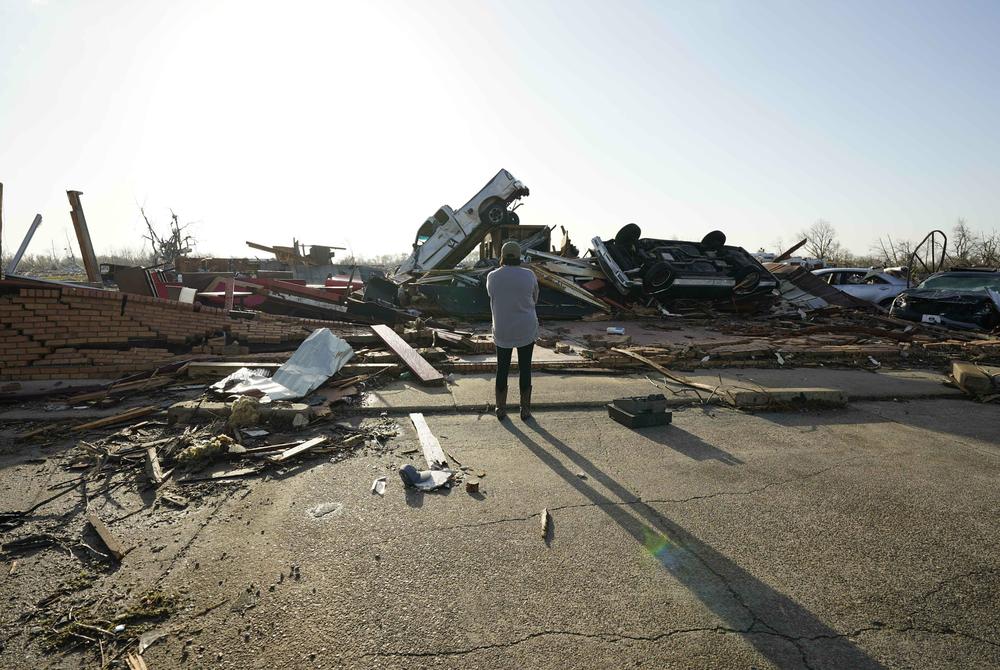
[104, 392, 999, 669]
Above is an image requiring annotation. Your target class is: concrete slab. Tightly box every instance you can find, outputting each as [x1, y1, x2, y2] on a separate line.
[690, 367, 961, 401]
[362, 379, 456, 413]
[361, 367, 961, 414]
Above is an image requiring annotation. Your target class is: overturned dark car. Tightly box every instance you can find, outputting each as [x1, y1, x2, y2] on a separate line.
[591, 224, 777, 301]
[889, 269, 1000, 331]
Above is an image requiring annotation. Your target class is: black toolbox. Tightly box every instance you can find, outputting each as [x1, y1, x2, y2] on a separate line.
[606, 394, 672, 428]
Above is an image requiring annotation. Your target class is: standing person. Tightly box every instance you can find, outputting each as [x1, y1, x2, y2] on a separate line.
[486, 240, 539, 421]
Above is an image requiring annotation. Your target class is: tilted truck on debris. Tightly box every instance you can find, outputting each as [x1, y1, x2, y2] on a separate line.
[392, 169, 529, 282]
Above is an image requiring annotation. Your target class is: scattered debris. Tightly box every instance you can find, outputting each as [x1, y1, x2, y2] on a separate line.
[86, 509, 127, 561]
[397, 464, 451, 491]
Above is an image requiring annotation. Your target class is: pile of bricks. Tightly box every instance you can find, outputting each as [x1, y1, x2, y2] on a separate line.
[0, 284, 370, 381]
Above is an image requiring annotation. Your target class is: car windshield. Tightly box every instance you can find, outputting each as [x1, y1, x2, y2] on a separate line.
[917, 274, 1000, 292]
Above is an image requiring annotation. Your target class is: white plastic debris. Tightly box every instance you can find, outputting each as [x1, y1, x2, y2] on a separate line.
[371, 477, 387, 496]
[213, 328, 354, 401]
[606, 326, 626, 335]
[775, 352, 785, 366]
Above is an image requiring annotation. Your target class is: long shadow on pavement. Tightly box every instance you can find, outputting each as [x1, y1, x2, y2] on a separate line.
[501, 420, 883, 670]
[639, 424, 744, 464]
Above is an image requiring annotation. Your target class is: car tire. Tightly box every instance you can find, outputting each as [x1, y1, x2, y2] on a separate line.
[615, 223, 642, 247]
[642, 261, 675, 293]
[701, 230, 727, 249]
[504, 211, 520, 226]
[733, 267, 762, 295]
[482, 203, 506, 227]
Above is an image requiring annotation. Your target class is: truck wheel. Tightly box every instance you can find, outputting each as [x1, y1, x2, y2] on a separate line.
[733, 267, 761, 294]
[701, 230, 727, 249]
[482, 203, 506, 227]
[642, 261, 675, 293]
[615, 223, 642, 247]
[504, 211, 520, 226]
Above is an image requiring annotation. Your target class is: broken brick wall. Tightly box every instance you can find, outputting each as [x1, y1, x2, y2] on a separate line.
[0, 283, 370, 381]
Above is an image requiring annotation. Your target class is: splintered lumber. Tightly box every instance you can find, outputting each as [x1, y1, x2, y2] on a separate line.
[610, 349, 719, 396]
[67, 377, 174, 403]
[268, 436, 326, 463]
[86, 509, 126, 560]
[408, 413, 448, 469]
[530, 266, 611, 313]
[144, 448, 165, 486]
[541, 508, 551, 539]
[371, 324, 445, 386]
[71, 406, 158, 432]
[126, 652, 149, 670]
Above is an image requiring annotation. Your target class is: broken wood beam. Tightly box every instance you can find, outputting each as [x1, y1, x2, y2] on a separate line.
[86, 509, 127, 560]
[267, 436, 326, 463]
[71, 406, 158, 432]
[371, 324, 445, 386]
[610, 348, 720, 396]
[144, 447, 165, 486]
[66, 190, 102, 284]
[408, 412, 448, 469]
[5, 213, 42, 275]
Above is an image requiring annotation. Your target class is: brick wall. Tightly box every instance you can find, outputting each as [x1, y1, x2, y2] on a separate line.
[0, 284, 370, 381]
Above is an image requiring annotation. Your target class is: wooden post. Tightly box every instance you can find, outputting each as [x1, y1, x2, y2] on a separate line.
[66, 190, 102, 283]
[5, 214, 42, 275]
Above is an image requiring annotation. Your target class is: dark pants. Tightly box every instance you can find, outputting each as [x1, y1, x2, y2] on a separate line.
[495, 342, 534, 393]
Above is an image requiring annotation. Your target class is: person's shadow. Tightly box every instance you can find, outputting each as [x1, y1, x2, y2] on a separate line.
[501, 420, 884, 670]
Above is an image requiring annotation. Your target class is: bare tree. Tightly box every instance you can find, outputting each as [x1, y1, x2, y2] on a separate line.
[979, 230, 1000, 267]
[951, 218, 976, 264]
[799, 220, 841, 260]
[141, 208, 195, 264]
[874, 236, 913, 267]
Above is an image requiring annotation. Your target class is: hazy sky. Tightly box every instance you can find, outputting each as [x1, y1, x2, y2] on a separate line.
[2, 0, 999, 262]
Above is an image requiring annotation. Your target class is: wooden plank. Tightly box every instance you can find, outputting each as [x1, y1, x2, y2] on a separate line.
[71, 406, 157, 432]
[179, 467, 260, 483]
[144, 447, 164, 486]
[371, 324, 445, 386]
[529, 266, 611, 312]
[268, 436, 326, 463]
[67, 377, 174, 403]
[5, 213, 43, 275]
[408, 413, 448, 469]
[66, 190, 102, 283]
[86, 509, 126, 560]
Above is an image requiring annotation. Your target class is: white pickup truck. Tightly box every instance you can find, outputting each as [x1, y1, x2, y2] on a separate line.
[392, 169, 529, 281]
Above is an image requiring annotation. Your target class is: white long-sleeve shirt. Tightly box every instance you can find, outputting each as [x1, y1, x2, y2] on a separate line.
[486, 266, 539, 348]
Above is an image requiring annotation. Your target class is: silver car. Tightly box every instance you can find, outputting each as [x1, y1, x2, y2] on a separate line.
[811, 267, 907, 307]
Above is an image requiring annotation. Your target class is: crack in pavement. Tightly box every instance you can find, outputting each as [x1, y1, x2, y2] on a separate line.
[359, 621, 999, 662]
[436, 460, 858, 533]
